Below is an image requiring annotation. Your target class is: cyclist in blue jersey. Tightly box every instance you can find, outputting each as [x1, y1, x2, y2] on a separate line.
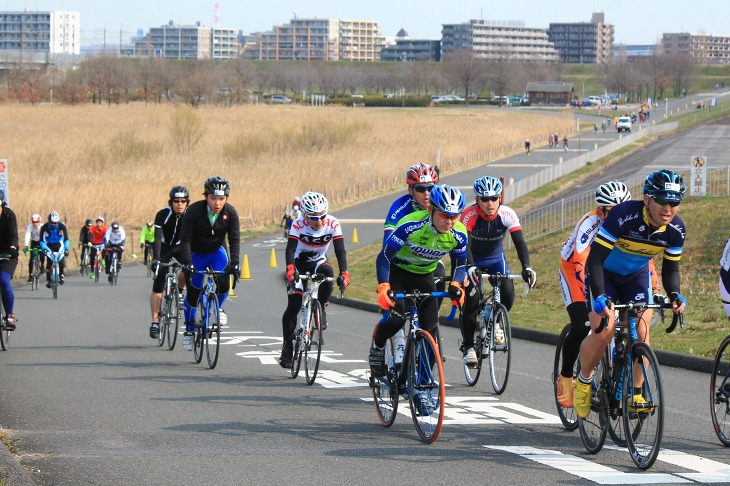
[369, 184, 468, 377]
[39, 211, 70, 288]
[573, 169, 688, 418]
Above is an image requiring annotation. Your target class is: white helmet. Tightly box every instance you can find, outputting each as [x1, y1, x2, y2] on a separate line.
[595, 181, 631, 206]
[300, 192, 328, 215]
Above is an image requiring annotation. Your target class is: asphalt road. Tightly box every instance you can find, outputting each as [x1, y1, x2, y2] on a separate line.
[3, 94, 730, 485]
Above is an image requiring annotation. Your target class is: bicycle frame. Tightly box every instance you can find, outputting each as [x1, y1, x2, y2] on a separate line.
[190, 268, 226, 368]
[28, 247, 44, 290]
[107, 247, 122, 285]
[45, 249, 64, 300]
[92, 244, 104, 283]
[156, 258, 182, 350]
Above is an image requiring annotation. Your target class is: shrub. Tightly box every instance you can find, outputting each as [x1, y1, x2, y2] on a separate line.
[169, 106, 206, 153]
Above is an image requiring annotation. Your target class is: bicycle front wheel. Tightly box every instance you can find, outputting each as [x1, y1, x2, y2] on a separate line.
[578, 355, 608, 454]
[204, 293, 221, 369]
[489, 303, 511, 394]
[158, 287, 171, 348]
[291, 331, 302, 379]
[166, 286, 180, 351]
[623, 342, 664, 470]
[553, 324, 579, 431]
[94, 258, 100, 284]
[371, 334, 398, 427]
[31, 257, 40, 291]
[305, 300, 323, 386]
[408, 329, 445, 444]
[51, 263, 59, 300]
[711, 335, 730, 446]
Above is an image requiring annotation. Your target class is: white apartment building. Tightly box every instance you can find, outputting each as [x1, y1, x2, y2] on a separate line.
[0, 10, 80, 59]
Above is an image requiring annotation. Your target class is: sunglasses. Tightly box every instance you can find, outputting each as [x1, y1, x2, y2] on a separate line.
[172, 199, 189, 204]
[434, 211, 459, 221]
[479, 196, 499, 203]
[413, 185, 434, 193]
[650, 195, 680, 207]
[307, 214, 327, 221]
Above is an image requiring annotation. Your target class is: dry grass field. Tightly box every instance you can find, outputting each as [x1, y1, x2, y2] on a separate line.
[3, 103, 573, 237]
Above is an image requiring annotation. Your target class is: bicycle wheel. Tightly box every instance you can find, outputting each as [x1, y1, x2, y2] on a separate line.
[166, 285, 179, 351]
[157, 288, 171, 348]
[94, 257, 100, 284]
[408, 329, 445, 444]
[623, 342, 663, 470]
[193, 299, 205, 364]
[463, 315, 484, 387]
[0, 302, 8, 351]
[305, 300, 323, 385]
[81, 249, 89, 276]
[291, 330, 302, 378]
[51, 263, 59, 300]
[489, 303, 511, 394]
[145, 248, 152, 278]
[578, 355, 609, 454]
[371, 334, 398, 427]
[711, 335, 730, 446]
[31, 256, 40, 291]
[204, 293, 220, 369]
[111, 254, 119, 286]
[553, 324, 579, 431]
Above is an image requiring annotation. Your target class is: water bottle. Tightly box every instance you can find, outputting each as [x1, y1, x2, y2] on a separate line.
[393, 329, 405, 365]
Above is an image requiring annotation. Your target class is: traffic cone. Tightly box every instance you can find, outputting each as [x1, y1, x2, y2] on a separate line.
[352, 227, 359, 244]
[241, 254, 252, 280]
[269, 248, 278, 268]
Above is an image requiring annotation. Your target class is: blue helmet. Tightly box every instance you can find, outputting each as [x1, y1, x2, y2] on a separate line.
[429, 184, 466, 215]
[643, 169, 686, 202]
[473, 176, 503, 197]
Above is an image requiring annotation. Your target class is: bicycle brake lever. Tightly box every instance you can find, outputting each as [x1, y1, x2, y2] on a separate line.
[595, 316, 608, 335]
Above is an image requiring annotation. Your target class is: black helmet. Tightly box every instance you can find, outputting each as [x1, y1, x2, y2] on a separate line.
[111, 222, 120, 230]
[204, 176, 231, 197]
[643, 169, 686, 202]
[169, 186, 190, 200]
[85, 219, 93, 226]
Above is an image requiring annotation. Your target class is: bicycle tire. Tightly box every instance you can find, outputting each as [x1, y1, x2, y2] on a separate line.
[193, 299, 205, 364]
[291, 331, 302, 378]
[623, 341, 663, 470]
[371, 334, 398, 427]
[604, 343, 630, 448]
[578, 355, 608, 454]
[157, 285, 171, 348]
[305, 300, 323, 385]
[31, 256, 40, 291]
[167, 285, 179, 351]
[80, 249, 89, 276]
[204, 293, 220, 369]
[408, 330, 445, 444]
[711, 334, 730, 446]
[463, 313, 484, 387]
[553, 324, 579, 431]
[0, 301, 8, 351]
[489, 303, 511, 394]
[112, 254, 119, 286]
[145, 248, 152, 278]
[94, 257, 100, 284]
[51, 263, 59, 300]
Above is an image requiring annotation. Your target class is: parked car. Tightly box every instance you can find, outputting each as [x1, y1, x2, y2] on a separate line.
[383, 93, 396, 99]
[617, 116, 632, 133]
[269, 95, 292, 104]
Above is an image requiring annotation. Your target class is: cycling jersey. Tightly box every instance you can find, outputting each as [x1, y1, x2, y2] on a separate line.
[39, 222, 70, 251]
[139, 226, 155, 245]
[383, 194, 420, 244]
[24, 223, 41, 246]
[460, 203, 526, 265]
[104, 227, 126, 246]
[78, 226, 91, 246]
[153, 206, 185, 259]
[288, 215, 344, 265]
[179, 200, 240, 266]
[377, 210, 467, 284]
[721, 237, 730, 318]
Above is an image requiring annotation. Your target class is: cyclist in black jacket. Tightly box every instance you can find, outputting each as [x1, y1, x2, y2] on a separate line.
[0, 198, 19, 329]
[148, 186, 189, 339]
[179, 177, 241, 351]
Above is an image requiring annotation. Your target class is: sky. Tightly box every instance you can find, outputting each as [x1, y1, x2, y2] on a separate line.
[3, 0, 729, 46]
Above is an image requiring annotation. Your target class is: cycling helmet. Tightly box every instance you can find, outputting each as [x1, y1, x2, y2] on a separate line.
[32, 214, 41, 223]
[595, 181, 631, 206]
[300, 191, 328, 215]
[48, 211, 60, 223]
[169, 186, 190, 200]
[96, 216, 105, 223]
[473, 176, 503, 197]
[111, 222, 120, 230]
[643, 169, 686, 201]
[85, 218, 93, 226]
[146, 220, 153, 227]
[429, 184, 466, 215]
[204, 176, 231, 197]
[406, 163, 437, 187]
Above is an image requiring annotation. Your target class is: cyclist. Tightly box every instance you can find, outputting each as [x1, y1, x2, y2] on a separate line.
[459, 176, 536, 366]
[23, 213, 44, 282]
[280, 196, 302, 235]
[148, 186, 189, 339]
[104, 222, 126, 283]
[524, 138, 531, 155]
[88, 216, 107, 280]
[573, 170, 688, 418]
[369, 184, 468, 384]
[39, 212, 70, 288]
[0, 198, 19, 329]
[179, 176, 241, 352]
[139, 220, 155, 263]
[78, 218, 93, 274]
[279, 191, 350, 367]
[721, 236, 730, 323]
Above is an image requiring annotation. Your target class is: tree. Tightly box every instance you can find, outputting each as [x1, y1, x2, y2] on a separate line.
[665, 53, 696, 98]
[442, 49, 485, 106]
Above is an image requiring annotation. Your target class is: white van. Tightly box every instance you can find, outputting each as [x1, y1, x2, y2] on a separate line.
[617, 116, 632, 133]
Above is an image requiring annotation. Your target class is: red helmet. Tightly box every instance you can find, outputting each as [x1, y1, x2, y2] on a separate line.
[406, 163, 440, 186]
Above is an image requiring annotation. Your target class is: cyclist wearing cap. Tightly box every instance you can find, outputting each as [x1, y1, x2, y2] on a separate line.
[39, 212, 70, 287]
[369, 184, 468, 378]
[0, 198, 19, 329]
[23, 213, 44, 282]
[148, 186, 189, 339]
[78, 218, 93, 274]
[279, 191, 350, 368]
[458, 176, 536, 366]
[103, 222, 126, 282]
[573, 169, 688, 419]
[179, 176, 240, 352]
[87, 217, 107, 280]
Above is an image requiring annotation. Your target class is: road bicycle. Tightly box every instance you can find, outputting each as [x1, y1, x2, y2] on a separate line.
[462, 272, 529, 395]
[190, 268, 227, 369]
[27, 247, 44, 291]
[91, 244, 104, 283]
[578, 300, 680, 470]
[0, 253, 15, 350]
[289, 273, 342, 385]
[45, 249, 64, 300]
[106, 247, 122, 286]
[709, 327, 730, 446]
[143, 243, 154, 278]
[156, 259, 183, 350]
[79, 243, 91, 276]
[368, 289, 456, 443]
[553, 322, 581, 431]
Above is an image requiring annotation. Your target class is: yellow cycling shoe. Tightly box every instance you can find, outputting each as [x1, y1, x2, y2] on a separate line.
[573, 379, 592, 419]
[556, 374, 574, 408]
[628, 394, 655, 413]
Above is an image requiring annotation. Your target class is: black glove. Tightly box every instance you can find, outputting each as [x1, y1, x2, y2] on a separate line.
[230, 264, 241, 288]
[9, 247, 18, 258]
[151, 259, 159, 275]
[23, 246, 29, 255]
[64, 249, 70, 257]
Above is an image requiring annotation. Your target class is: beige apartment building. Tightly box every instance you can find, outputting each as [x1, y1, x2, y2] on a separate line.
[663, 32, 730, 64]
[548, 12, 614, 64]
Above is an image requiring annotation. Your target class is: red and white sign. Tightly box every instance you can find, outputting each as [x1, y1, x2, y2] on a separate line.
[0, 159, 9, 205]
[690, 155, 706, 197]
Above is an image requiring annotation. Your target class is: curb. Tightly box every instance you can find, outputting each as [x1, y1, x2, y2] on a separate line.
[331, 297, 715, 373]
[0, 442, 35, 486]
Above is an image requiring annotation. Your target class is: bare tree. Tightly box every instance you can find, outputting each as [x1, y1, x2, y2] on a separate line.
[665, 53, 696, 98]
[177, 60, 216, 108]
[442, 48, 485, 106]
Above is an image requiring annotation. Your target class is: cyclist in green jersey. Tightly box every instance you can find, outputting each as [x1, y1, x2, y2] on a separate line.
[369, 184, 468, 376]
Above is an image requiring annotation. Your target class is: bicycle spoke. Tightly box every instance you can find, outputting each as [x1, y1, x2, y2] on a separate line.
[408, 330, 445, 443]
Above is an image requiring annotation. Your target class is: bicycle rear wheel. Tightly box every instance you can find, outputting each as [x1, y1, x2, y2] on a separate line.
[578, 355, 608, 454]
[711, 335, 730, 446]
[489, 303, 511, 394]
[553, 324, 579, 431]
[370, 334, 398, 426]
[624, 342, 663, 470]
[408, 329, 445, 444]
[204, 294, 220, 369]
[166, 286, 180, 351]
[291, 330, 302, 378]
[463, 316, 484, 387]
[305, 300, 323, 385]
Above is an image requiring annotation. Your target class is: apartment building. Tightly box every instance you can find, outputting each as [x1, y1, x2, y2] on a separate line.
[381, 29, 440, 62]
[663, 32, 730, 64]
[548, 12, 614, 64]
[441, 19, 559, 62]
[0, 10, 80, 59]
[149, 22, 213, 59]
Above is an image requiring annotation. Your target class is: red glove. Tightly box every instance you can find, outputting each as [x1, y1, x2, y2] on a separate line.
[337, 271, 351, 290]
[449, 281, 464, 308]
[286, 264, 296, 283]
[377, 282, 395, 310]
